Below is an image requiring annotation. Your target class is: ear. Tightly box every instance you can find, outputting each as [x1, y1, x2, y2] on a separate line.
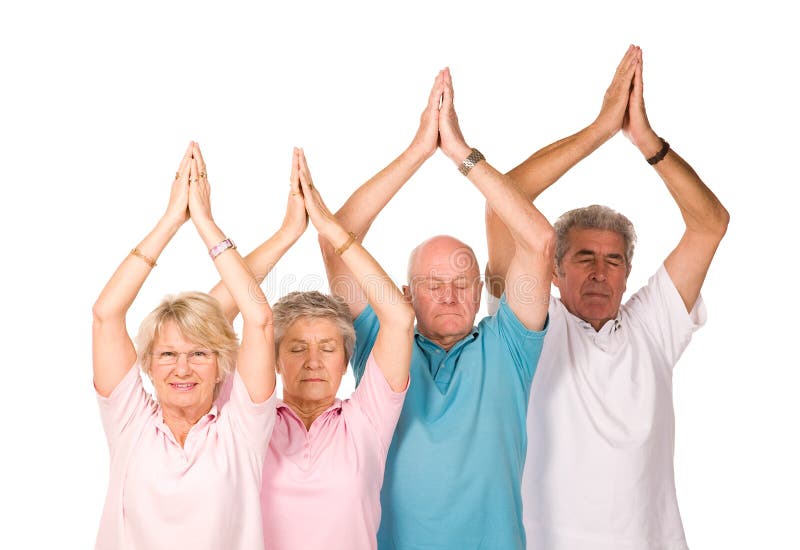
[402, 285, 413, 303]
[551, 264, 562, 290]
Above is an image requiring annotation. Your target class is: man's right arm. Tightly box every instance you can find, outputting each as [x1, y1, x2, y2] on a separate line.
[320, 71, 443, 318]
[486, 45, 640, 297]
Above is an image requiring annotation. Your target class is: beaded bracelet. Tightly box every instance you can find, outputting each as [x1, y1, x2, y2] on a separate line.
[335, 232, 357, 256]
[130, 248, 157, 268]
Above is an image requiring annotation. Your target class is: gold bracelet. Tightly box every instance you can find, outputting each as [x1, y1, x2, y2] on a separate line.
[335, 232, 357, 256]
[130, 248, 157, 268]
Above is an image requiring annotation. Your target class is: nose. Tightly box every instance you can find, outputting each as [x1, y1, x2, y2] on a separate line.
[174, 355, 192, 375]
[437, 283, 457, 304]
[304, 348, 323, 369]
[589, 262, 608, 282]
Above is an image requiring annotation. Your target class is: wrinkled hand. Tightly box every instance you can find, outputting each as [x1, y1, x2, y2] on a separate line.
[295, 148, 342, 240]
[437, 68, 471, 163]
[188, 142, 213, 224]
[281, 148, 308, 238]
[164, 142, 193, 225]
[594, 45, 639, 138]
[622, 47, 660, 155]
[409, 70, 444, 159]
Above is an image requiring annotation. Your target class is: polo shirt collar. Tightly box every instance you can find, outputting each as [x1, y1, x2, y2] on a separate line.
[414, 326, 480, 354]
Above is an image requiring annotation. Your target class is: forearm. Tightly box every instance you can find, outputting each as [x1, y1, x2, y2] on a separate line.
[320, 146, 427, 316]
[209, 227, 300, 322]
[507, 122, 612, 201]
[456, 147, 552, 257]
[93, 215, 182, 321]
[646, 141, 730, 238]
[195, 218, 271, 326]
[331, 146, 428, 240]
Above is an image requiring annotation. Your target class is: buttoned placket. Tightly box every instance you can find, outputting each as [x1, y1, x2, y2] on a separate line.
[415, 329, 479, 391]
[155, 407, 218, 461]
[281, 401, 342, 470]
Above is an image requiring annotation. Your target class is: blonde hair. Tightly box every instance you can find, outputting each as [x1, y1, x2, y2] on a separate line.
[136, 291, 238, 399]
[272, 291, 355, 363]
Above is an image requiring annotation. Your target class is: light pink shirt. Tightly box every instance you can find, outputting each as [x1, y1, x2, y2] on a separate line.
[95, 365, 276, 550]
[261, 353, 406, 550]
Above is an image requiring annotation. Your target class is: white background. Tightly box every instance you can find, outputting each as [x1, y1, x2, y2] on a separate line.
[1, 1, 797, 548]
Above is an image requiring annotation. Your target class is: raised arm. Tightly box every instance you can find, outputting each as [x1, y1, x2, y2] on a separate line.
[209, 151, 308, 324]
[299, 149, 414, 392]
[319, 71, 444, 319]
[486, 46, 639, 297]
[623, 49, 729, 311]
[92, 142, 194, 397]
[189, 144, 275, 402]
[439, 69, 554, 331]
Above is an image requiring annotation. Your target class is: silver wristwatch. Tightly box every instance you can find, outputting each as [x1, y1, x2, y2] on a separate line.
[459, 148, 485, 176]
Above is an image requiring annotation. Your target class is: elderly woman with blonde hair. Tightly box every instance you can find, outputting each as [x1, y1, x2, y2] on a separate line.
[210, 148, 414, 550]
[92, 142, 276, 550]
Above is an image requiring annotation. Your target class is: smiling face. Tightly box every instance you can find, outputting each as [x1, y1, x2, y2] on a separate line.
[553, 227, 629, 331]
[405, 236, 482, 350]
[277, 317, 348, 407]
[150, 320, 219, 417]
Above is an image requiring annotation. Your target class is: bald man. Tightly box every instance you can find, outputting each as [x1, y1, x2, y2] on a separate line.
[319, 69, 553, 550]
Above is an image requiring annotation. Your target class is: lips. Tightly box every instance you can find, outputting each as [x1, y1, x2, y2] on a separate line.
[169, 383, 198, 392]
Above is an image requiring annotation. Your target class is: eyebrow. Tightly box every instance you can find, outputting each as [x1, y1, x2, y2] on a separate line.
[573, 250, 625, 261]
[287, 338, 338, 344]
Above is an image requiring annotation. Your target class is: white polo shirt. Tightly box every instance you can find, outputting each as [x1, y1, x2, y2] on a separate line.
[511, 265, 705, 549]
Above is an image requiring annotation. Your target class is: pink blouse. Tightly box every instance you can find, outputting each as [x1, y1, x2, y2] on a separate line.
[261, 353, 407, 550]
[95, 365, 276, 550]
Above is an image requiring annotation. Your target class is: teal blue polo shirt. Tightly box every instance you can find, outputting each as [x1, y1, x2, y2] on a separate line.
[352, 295, 546, 550]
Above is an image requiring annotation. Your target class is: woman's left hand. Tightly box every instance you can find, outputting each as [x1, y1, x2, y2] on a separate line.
[188, 142, 214, 224]
[296, 148, 345, 241]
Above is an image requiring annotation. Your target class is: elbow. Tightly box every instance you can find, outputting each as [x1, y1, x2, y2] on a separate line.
[92, 299, 115, 325]
[522, 223, 556, 259]
[242, 303, 273, 331]
[716, 204, 731, 239]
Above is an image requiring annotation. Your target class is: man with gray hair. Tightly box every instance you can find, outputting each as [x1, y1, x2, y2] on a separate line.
[486, 46, 729, 549]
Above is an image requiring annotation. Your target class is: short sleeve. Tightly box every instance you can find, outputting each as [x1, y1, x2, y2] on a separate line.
[221, 370, 277, 456]
[349, 353, 408, 452]
[625, 264, 707, 366]
[493, 293, 548, 381]
[95, 365, 154, 450]
[352, 304, 381, 386]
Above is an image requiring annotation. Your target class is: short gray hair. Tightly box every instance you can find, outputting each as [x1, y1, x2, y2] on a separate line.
[272, 291, 355, 363]
[554, 205, 637, 275]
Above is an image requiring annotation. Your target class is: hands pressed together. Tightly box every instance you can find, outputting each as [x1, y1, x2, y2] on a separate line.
[594, 44, 662, 158]
[410, 67, 474, 167]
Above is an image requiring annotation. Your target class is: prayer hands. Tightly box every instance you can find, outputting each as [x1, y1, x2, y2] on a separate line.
[437, 68, 472, 163]
[595, 45, 639, 139]
[165, 142, 193, 225]
[621, 47, 661, 156]
[295, 148, 343, 241]
[409, 70, 445, 159]
[188, 142, 213, 225]
[282, 148, 309, 239]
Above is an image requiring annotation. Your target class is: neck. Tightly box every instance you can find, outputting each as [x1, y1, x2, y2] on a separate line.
[418, 328, 468, 352]
[161, 403, 212, 447]
[282, 395, 336, 431]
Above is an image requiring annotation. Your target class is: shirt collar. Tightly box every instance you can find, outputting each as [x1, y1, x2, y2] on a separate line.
[414, 326, 480, 353]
